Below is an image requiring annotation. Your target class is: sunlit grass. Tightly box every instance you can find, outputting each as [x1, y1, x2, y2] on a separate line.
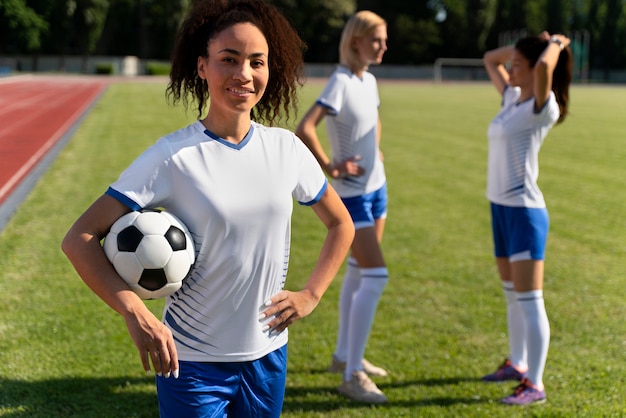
[0, 80, 624, 417]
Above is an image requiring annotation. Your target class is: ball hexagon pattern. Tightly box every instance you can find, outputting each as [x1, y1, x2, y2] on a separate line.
[103, 210, 195, 299]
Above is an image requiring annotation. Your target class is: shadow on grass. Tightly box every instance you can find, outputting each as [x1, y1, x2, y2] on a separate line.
[1, 374, 493, 416]
[282, 375, 490, 413]
[0, 376, 158, 418]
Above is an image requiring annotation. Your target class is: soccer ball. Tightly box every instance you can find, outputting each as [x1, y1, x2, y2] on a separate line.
[103, 210, 195, 299]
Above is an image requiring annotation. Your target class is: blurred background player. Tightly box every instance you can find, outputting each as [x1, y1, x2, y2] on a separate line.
[296, 10, 390, 404]
[481, 31, 572, 405]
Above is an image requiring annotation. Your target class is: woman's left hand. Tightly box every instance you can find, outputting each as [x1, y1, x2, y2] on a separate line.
[259, 289, 319, 335]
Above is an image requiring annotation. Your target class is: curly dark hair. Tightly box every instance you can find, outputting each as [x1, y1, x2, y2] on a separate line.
[166, 0, 306, 125]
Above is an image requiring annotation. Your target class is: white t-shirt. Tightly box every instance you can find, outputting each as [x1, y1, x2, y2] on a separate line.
[107, 121, 327, 362]
[317, 65, 386, 197]
[487, 86, 560, 208]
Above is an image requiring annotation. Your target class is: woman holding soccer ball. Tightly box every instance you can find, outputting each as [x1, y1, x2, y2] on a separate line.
[481, 32, 572, 405]
[296, 11, 390, 404]
[62, 0, 354, 416]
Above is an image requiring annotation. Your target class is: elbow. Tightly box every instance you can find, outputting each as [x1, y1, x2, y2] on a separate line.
[60, 230, 75, 259]
[294, 125, 304, 140]
[483, 50, 495, 65]
[294, 121, 308, 141]
[534, 60, 552, 77]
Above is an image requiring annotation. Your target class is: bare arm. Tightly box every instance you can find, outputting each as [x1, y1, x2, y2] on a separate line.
[483, 45, 513, 95]
[260, 185, 355, 333]
[295, 103, 365, 178]
[61, 194, 179, 378]
[534, 32, 570, 110]
[377, 116, 384, 161]
[295, 104, 333, 173]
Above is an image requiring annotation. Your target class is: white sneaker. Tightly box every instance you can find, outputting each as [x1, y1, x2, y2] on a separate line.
[338, 371, 388, 404]
[328, 356, 389, 377]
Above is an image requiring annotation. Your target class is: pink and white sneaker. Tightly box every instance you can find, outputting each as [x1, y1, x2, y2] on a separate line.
[501, 378, 547, 405]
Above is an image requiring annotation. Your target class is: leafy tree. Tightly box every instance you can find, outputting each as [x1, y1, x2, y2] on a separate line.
[357, 0, 442, 64]
[74, 0, 110, 55]
[269, 0, 356, 62]
[3, 0, 626, 73]
[0, 0, 48, 53]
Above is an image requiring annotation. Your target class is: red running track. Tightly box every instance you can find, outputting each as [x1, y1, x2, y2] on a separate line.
[0, 75, 107, 206]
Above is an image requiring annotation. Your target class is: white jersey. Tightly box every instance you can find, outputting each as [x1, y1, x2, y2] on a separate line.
[487, 86, 560, 208]
[317, 65, 386, 197]
[107, 121, 327, 362]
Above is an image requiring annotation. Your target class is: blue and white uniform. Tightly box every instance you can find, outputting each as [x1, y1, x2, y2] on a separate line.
[107, 120, 327, 362]
[487, 85, 560, 261]
[317, 65, 386, 198]
[487, 85, 560, 208]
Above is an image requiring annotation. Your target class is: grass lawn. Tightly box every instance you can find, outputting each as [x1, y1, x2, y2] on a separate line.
[0, 79, 624, 417]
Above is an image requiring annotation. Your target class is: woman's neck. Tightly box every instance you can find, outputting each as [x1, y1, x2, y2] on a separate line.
[202, 111, 252, 145]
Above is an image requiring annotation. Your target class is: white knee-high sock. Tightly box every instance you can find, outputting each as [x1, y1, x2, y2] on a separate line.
[334, 258, 361, 361]
[345, 267, 388, 381]
[503, 281, 527, 370]
[517, 289, 550, 388]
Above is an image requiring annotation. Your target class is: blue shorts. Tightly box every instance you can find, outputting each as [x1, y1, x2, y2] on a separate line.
[490, 203, 549, 262]
[341, 184, 388, 230]
[156, 345, 287, 418]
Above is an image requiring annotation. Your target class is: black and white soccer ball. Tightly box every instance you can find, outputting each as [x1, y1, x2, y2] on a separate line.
[103, 210, 195, 299]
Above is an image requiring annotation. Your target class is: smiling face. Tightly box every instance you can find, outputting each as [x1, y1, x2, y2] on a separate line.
[197, 22, 269, 121]
[352, 24, 388, 68]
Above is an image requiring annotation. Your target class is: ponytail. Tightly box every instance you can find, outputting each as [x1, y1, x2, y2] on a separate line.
[552, 47, 573, 123]
[515, 36, 574, 124]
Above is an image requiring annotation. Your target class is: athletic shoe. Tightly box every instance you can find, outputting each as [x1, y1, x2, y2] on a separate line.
[481, 358, 525, 382]
[328, 356, 389, 377]
[501, 378, 547, 405]
[338, 371, 388, 404]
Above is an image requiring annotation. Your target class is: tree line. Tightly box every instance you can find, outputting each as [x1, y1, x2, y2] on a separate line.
[1, 0, 625, 75]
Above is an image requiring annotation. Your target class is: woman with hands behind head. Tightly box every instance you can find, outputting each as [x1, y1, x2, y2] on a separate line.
[481, 31, 572, 406]
[61, 1, 354, 416]
[296, 10, 390, 404]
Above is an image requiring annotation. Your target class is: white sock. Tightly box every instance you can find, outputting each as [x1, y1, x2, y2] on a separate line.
[517, 289, 550, 388]
[344, 267, 388, 381]
[503, 281, 527, 370]
[334, 258, 360, 361]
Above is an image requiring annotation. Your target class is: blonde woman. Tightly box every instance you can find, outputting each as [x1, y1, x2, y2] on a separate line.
[296, 10, 389, 404]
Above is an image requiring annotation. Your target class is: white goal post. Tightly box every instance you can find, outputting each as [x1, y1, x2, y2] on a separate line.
[433, 58, 485, 83]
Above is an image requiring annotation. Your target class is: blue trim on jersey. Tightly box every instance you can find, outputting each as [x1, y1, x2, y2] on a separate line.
[203, 125, 255, 150]
[299, 179, 328, 206]
[105, 187, 142, 211]
[315, 100, 338, 115]
[505, 184, 524, 194]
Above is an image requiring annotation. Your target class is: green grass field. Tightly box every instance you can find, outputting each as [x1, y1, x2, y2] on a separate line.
[0, 79, 624, 417]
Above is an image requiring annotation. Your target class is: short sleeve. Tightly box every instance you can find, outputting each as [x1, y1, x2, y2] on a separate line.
[292, 135, 328, 206]
[107, 139, 173, 210]
[316, 72, 346, 116]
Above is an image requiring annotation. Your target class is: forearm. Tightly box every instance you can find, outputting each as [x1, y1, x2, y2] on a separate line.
[303, 219, 354, 301]
[299, 132, 333, 173]
[483, 45, 513, 93]
[483, 44, 514, 66]
[62, 225, 147, 320]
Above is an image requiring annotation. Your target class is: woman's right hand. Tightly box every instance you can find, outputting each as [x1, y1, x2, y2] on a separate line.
[124, 305, 179, 379]
[328, 155, 365, 178]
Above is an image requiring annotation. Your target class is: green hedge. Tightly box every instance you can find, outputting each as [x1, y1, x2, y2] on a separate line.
[95, 63, 114, 75]
[145, 62, 171, 76]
